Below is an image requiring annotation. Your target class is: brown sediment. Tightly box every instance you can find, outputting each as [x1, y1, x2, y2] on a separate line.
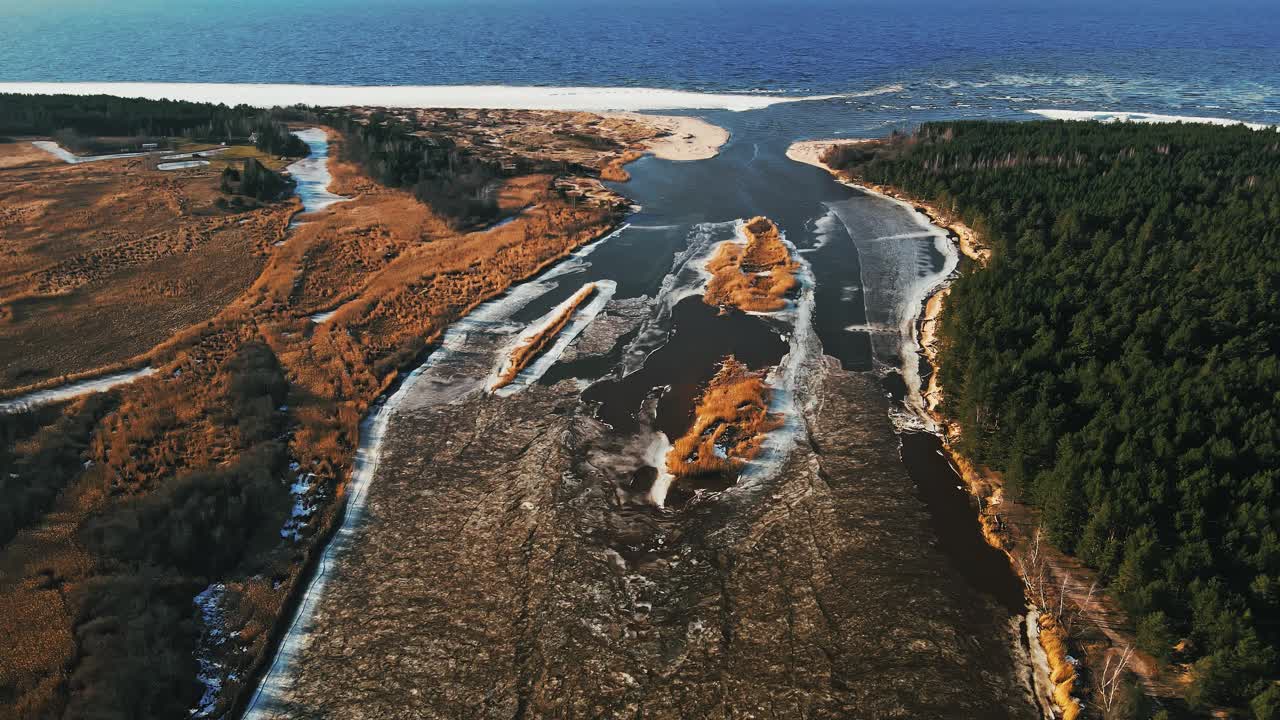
[665, 356, 778, 477]
[491, 283, 597, 391]
[703, 216, 798, 313]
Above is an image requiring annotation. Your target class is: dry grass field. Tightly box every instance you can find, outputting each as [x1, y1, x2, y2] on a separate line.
[0, 114, 640, 719]
[703, 216, 797, 313]
[491, 282, 597, 390]
[0, 142, 297, 391]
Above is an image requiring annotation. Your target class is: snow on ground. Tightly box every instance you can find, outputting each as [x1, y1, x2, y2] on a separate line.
[29, 140, 149, 164]
[191, 583, 233, 718]
[1029, 108, 1274, 130]
[0, 367, 157, 413]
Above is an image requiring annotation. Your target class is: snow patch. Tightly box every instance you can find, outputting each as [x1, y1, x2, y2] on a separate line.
[1029, 108, 1274, 130]
[0, 367, 157, 413]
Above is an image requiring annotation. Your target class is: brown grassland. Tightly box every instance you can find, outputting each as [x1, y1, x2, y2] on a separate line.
[702, 216, 797, 313]
[0, 143, 297, 392]
[0, 115, 635, 719]
[665, 356, 778, 477]
[491, 282, 597, 391]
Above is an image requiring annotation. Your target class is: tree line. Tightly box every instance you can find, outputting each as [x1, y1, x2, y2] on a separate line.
[0, 93, 309, 157]
[825, 120, 1279, 715]
[318, 109, 506, 226]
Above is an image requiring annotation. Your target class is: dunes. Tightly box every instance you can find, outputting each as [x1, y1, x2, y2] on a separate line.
[665, 356, 777, 477]
[703, 216, 797, 313]
[491, 282, 597, 391]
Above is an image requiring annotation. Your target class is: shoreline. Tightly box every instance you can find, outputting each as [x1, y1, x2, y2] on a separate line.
[786, 137, 1070, 717]
[788, 136, 1189, 716]
[604, 111, 730, 161]
[0, 82, 837, 113]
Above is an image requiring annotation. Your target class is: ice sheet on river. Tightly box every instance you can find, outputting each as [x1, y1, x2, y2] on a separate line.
[824, 189, 958, 426]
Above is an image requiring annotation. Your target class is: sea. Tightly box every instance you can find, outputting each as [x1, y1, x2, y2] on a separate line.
[1, 0, 1277, 126]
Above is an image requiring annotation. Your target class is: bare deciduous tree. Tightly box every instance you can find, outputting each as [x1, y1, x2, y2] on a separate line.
[1099, 645, 1136, 717]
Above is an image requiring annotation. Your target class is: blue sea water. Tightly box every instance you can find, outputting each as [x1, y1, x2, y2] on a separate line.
[1, 0, 1278, 124]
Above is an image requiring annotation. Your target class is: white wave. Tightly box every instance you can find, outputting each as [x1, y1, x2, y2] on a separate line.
[0, 82, 839, 112]
[845, 83, 905, 98]
[489, 280, 617, 396]
[1029, 108, 1274, 130]
[0, 367, 157, 413]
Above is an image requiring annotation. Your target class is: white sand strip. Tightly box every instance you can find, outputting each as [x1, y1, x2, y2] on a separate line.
[0, 82, 838, 112]
[1029, 108, 1273, 130]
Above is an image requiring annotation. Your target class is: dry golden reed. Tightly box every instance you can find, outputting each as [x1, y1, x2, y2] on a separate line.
[491, 282, 597, 390]
[703, 216, 797, 313]
[665, 356, 778, 477]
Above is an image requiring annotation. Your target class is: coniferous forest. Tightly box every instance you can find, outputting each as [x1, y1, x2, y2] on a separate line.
[826, 121, 1279, 712]
[0, 93, 309, 157]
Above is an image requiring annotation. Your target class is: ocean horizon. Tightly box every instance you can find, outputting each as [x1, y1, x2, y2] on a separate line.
[3, 0, 1278, 125]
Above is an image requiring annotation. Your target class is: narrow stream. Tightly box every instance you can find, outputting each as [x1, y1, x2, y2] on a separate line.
[0, 367, 156, 414]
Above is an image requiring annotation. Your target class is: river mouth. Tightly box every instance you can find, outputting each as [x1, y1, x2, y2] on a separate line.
[243, 104, 1041, 719]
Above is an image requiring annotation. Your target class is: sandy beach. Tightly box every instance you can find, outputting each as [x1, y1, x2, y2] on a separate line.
[784, 138, 872, 170]
[607, 111, 730, 161]
[0, 82, 833, 113]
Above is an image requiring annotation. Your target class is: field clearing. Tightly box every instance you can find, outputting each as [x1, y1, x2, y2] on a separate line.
[0, 115, 638, 719]
[0, 142, 297, 391]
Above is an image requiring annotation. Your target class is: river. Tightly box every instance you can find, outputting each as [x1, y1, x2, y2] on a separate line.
[241, 104, 1044, 719]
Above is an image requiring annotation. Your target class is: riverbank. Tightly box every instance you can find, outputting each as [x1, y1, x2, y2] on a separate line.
[788, 136, 1187, 716]
[786, 139, 989, 265]
[788, 137, 1077, 717]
